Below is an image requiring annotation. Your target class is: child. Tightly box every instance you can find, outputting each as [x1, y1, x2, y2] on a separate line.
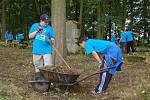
[77, 36, 123, 94]
[29, 14, 55, 73]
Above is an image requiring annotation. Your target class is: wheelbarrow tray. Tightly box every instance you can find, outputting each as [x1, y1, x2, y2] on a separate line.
[40, 69, 80, 85]
[29, 67, 112, 92]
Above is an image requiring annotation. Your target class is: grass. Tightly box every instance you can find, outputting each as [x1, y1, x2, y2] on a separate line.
[0, 46, 150, 100]
[126, 55, 146, 62]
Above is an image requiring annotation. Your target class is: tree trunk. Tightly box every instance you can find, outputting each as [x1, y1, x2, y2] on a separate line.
[2, 0, 6, 33]
[108, 0, 111, 41]
[122, 0, 127, 29]
[79, 0, 83, 36]
[148, 31, 150, 44]
[51, 0, 67, 66]
[143, 0, 148, 39]
[97, 0, 103, 39]
[129, 0, 133, 30]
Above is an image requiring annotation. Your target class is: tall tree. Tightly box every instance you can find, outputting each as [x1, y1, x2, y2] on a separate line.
[143, 0, 148, 39]
[79, 0, 83, 36]
[97, 0, 105, 39]
[121, 0, 127, 29]
[129, 0, 134, 29]
[2, 0, 6, 33]
[51, 0, 67, 66]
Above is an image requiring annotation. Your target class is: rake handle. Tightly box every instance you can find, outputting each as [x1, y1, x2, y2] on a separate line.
[52, 45, 71, 69]
[41, 30, 71, 69]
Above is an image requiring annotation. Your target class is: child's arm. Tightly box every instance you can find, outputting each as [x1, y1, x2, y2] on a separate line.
[92, 51, 102, 64]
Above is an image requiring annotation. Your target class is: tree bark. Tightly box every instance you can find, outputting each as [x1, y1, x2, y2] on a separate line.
[129, 0, 133, 30]
[79, 0, 83, 36]
[97, 0, 103, 39]
[2, 0, 6, 33]
[51, 0, 67, 66]
[122, 0, 127, 29]
[143, 0, 148, 39]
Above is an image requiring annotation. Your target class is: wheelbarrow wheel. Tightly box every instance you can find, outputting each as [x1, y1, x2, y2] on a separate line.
[31, 72, 50, 93]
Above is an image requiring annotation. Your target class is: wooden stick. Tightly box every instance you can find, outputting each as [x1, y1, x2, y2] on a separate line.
[52, 46, 71, 69]
[41, 30, 71, 69]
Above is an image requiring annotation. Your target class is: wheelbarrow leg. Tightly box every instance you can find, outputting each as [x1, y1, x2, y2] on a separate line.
[30, 72, 50, 93]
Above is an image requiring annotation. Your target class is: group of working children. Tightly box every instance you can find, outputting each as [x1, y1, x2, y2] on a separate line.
[29, 14, 135, 94]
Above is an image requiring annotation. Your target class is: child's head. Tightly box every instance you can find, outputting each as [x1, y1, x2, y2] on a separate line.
[77, 36, 88, 48]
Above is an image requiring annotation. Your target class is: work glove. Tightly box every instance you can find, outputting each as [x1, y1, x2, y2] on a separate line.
[50, 40, 55, 46]
[36, 28, 43, 32]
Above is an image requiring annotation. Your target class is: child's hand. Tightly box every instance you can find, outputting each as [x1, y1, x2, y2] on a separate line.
[98, 62, 103, 68]
[97, 63, 102, 72]
[50, 40, 55, 45]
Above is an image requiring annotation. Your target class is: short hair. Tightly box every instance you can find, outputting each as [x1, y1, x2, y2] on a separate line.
[76, 36, 88, 46]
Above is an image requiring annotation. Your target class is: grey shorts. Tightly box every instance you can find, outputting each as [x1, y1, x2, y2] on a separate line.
[33, 54, 52, 72]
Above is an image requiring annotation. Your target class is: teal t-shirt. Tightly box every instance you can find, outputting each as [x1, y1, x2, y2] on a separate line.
[126, 31, 133, 42]
[85, 39, 113, 56]
[29, 23, 55, 54]
[8, 33, 13, 40]
[111, 34, 116, 43]
[120, 32, 126, 42]
[16, 33, 24, 42]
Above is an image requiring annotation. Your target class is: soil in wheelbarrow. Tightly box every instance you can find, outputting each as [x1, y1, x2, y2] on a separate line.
[45, 65, 83, 75]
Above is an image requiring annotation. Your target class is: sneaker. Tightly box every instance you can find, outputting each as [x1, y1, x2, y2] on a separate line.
[91, 90, 106, 95]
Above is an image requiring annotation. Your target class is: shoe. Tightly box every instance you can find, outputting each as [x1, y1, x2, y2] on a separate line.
[91, 90, 106, 95]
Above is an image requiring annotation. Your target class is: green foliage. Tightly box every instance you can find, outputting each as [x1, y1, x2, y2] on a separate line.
[137, 41, 150, 47]
[0, 96, 6, 100]
[0, 0, 150, 43]
[2, 0, 51, 34]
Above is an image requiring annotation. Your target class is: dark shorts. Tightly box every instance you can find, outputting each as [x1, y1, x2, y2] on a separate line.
[120, 42, 126, 48]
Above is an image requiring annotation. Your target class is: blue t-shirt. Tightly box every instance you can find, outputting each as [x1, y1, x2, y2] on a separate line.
[7, 33, 13, 40]
[111, 34, 116, 43]
[85, 39, 113, 56]
[16, 33, 24, 42]
[5, 31, 9, 39]
[19, 33, 24, 40]
[120, 32, 126, 42]
[29, 23, 55, 54]
[126, 31, 133, 42]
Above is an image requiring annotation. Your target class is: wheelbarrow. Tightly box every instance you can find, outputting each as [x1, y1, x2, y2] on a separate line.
[28, 67, 111, 93]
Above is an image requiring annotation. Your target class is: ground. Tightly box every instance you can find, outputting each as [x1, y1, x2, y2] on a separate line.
[0, 46, 150, 100]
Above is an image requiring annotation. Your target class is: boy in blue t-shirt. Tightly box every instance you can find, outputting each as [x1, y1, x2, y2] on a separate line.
[16, 33, 25, 43]
[7, 32, 14, 48]
[77, 36, 123, 94]
[125, 29, 134, 55]
[5, 31, 9, 44]
[111, 33, 117, 44]
[29, 14, 55, 72]
[120, 30, 127, 53]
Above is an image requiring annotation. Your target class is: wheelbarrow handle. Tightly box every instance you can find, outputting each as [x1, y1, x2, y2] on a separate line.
[28, 80, 50, 83]
[64, 67, 113, 86]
